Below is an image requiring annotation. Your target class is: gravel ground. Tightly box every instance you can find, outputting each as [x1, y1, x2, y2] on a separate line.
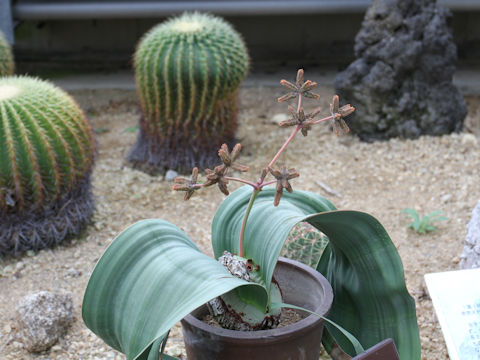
[1, 82, 479, 359]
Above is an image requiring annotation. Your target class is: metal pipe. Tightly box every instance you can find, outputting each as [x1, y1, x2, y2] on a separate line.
[1, 0, 14, 43]
[439, 0, 480, 11]
[12, 1, 371, 20]
[12, 0, 480, 21]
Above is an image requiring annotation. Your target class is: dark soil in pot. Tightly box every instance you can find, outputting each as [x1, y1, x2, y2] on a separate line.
[181, 257, 333, 360]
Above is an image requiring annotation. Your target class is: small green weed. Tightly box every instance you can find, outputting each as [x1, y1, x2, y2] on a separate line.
[401, 208, 448, 234]
[94, 127, 109, 134]
[123, 125, 139, 133]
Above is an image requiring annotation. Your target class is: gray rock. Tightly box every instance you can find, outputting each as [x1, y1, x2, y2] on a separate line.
[335, 0, 467, 141]
[459, 201, 480, 269]
[164, 169, 178, 182]
[15, 291, 74, 352]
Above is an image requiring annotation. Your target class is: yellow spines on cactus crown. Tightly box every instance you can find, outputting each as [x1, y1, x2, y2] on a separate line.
[0, 76, 95, 213]
[134, 12, 249, 138]
[0, 31, 14, 76]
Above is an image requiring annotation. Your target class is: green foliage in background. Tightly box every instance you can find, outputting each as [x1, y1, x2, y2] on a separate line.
[401, 208, 447, 234]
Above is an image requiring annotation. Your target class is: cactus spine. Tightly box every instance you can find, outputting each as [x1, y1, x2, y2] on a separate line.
[0, 31, 14, 76]
[0, 76, 95, 256]
[130, 12, 249, 173]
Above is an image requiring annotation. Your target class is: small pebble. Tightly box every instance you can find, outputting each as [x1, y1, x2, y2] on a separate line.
[51, 345, 62, 351]
[461, 133, 477, 145]
[12, 341, 23, 349]
[441, 194, 452, 203]
[165, 170, 178, 182]
[67, 268, 82, 278]
[271, 113, 288, 124]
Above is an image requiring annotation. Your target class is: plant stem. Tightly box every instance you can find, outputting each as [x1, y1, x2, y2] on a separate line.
[238, 94, 305, 257]
[259, 180, 277, 189]
[267, 125, 301, 170]
[224, 177, 258, 188]
[238, 124, 300, 257]
[314, 114, 334, 124]
[239, 189, 259, 257]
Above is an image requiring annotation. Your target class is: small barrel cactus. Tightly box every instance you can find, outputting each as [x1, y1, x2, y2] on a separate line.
[281, 222, 329, 268]
[0, 31, 14, 76]
[0, 76, 96, 256]
[129, 12, 249, 173]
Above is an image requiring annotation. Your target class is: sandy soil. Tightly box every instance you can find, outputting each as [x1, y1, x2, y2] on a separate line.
[1, 83, 479, 359]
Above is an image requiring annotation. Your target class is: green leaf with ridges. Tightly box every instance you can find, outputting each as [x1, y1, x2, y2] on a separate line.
[219, 278, 282, 327]
[212, 186, 336, 304]
[313, 211, 420, 359]
[82, 219, 265, 360]
[212, 186, 419, 359]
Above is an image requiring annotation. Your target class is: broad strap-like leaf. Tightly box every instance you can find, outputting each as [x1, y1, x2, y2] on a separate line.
[82, 219, 264, 360]
[212, 186, 419, 359]
[312, 211, 420, 360]
[212, 185, 336, 295]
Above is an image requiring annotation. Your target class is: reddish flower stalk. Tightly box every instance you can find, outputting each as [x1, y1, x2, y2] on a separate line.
[259, 179, 277, 189]
[224, 176, 258, 188]
[172, 69, 355, 258]
[267, 125, 301, 171]
[314, 114, 335, 125]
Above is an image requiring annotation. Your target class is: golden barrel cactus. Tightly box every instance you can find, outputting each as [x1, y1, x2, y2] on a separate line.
[129, 12, 249, 173]
[0, 31, 14, 76]
[0, 76, 95, 256]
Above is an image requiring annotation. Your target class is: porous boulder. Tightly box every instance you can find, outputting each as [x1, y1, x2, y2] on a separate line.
[459, 201, 480, 269]
[334, 0, 467, 141]
[15, 291, 74, 352]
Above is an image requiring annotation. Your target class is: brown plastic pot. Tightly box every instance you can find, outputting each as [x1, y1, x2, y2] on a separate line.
[181, 257, 333, 360]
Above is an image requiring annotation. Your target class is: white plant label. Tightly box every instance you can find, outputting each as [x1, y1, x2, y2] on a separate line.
[425, 268, 480, 360]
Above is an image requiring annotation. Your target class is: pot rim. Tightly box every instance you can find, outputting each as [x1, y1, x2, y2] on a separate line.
[182, 257, 333, 341]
